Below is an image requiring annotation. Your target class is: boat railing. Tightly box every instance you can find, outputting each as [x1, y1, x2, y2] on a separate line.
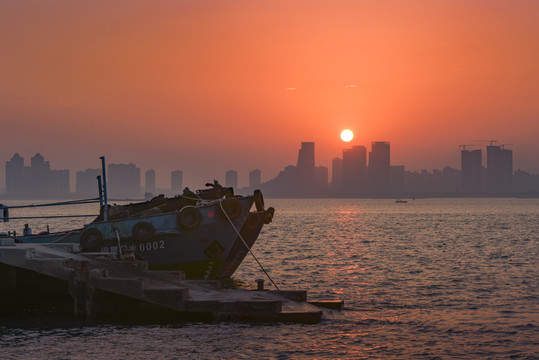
[0, 198, 100, 222]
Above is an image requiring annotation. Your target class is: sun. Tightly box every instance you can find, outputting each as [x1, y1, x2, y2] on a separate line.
[340, 129, 354, 142]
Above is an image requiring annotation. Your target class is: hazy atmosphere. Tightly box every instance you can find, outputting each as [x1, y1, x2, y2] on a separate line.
[1, 0, 538, 188]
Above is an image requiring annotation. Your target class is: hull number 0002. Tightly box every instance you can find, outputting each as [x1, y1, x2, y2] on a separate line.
[139, 240, 165, 252]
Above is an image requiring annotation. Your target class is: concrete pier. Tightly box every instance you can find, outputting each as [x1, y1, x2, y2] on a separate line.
[0, 242, 340, 324]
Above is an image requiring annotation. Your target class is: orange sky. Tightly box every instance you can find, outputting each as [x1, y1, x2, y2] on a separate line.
[1, 1, 538, 189]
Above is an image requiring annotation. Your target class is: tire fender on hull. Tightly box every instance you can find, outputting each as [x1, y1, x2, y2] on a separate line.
[80, 228, 103, 251]
[178, 206, 201, 230]
[219, 198, 242, 220]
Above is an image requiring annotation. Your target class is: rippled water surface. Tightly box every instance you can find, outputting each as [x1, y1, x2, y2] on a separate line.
[1, 198, 538, 359]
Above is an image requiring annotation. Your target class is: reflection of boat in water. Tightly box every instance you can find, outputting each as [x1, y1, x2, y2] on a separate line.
[395, 199, 407, 203]
[1, 161, 274, 280]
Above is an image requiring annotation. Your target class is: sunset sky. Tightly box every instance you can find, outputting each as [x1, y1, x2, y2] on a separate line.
[1, 1, 538, 189]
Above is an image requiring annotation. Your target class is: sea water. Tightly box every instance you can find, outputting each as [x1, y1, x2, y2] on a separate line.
[0, 198, 537, 359]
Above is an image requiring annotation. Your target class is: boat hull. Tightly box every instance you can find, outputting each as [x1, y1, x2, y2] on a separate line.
[17, 195, 271, 280]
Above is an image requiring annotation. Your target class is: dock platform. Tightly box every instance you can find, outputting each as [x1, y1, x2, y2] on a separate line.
[0, 240, 342, 324]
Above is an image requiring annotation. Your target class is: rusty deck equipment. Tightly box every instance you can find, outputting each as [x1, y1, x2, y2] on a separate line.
[0, 240, 342, 324]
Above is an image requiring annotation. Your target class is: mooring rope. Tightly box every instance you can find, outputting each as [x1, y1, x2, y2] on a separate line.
[219, 200, 280, 291]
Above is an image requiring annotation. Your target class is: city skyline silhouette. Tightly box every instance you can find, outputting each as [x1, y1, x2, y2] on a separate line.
[2, 140, 538, 199]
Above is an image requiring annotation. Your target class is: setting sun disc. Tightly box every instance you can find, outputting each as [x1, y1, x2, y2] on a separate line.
[340, 129, 354, 142]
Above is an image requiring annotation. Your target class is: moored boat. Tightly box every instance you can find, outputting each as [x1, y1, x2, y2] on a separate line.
[0, 160, 274, 280]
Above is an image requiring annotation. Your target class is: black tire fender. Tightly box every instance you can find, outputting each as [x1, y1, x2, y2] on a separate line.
[178, 207, 201, 230]
[80, 228, 103, 251]
[220, 198, 242, 220]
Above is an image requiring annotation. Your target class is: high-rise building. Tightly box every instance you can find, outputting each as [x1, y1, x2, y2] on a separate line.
[145, 169, 156, 195]
[260, 142, 318, 197]
[76, 168, 101, 197]
[5, 153, 69, 199]
[487, 145, 512, 193]
[315, 166, 329, 187]
[390, 165, 405, 193]
[342, 145, 367, 194]
[108, 163, 141, 198]
[5, 153, 24, 198]
[249, 169, 261, 189]
[368, 141, 391, 195]
[171, 170, 183, 194]
[225, 170, 238, 188]
[461, 149, 482, 193]
[331, 157, 343, 188]
[27, 153, 51, 198]
[296, 142, 315, 185]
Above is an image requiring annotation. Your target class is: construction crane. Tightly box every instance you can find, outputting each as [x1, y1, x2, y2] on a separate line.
[470, 140, 498, 146]
[499, 144, 513, 150]
[458, 144, 477, 150]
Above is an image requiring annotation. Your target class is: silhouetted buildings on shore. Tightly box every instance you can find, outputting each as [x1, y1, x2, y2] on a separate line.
[257, 141, 536, 197]
[3, 142, 539, 199]
[327, 141, 404, 197]
[260, 142, 329, 197]
[3, 154, 187, 200]
[460, 144, 514, 195]
[5, 153, 69, 199]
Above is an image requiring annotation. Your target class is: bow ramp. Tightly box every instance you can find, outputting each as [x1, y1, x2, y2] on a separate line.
[0, 241, 341, 323]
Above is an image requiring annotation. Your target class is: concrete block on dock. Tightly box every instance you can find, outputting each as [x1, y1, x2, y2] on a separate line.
[307, 299, 344, 310]
[0, 247, 37, 267]
[91, 277, 147, 297]
[185, 279, 223, 290]
[182, 299, 221, 313]
[0, 238, 15, 246]
[215, 300, 283, 322]
[269, 290, 307, 302]
[144, 286, 189, 308]
[27, 258, 74, 279]
[233, 300, 283, 317]
[113, 260, 148, 272]
[149, 270, 186, 281]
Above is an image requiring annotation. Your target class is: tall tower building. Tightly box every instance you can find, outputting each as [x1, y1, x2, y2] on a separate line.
[461, 149, 482, 193]
[315, 166, 329, 187]
[296, 142, 315, 185]
[249, 169, 261, 189]
[487, 145, 512, 193]
[6, 153, 69, 199]
[5, 153, 24, 198]
[28, 153, 51, 198]
[225, 170, 238, 188]
[390, 165, 405, 193]
[342, 145, 367, 194]
[171, 170, 183, 194]
[145, 169, 156, 195]
[368, 141, 391, 195]
[331, 157, 343, 188]
[108, 163, 141, 198]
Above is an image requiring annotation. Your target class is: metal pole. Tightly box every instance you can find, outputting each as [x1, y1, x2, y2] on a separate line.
[100, 156, 108, 221]
[97, 175, 103, 209]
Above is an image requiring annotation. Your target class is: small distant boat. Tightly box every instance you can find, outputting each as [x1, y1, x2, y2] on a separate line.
[395, 199, 407, 203]
[1, 159, 273, 280]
